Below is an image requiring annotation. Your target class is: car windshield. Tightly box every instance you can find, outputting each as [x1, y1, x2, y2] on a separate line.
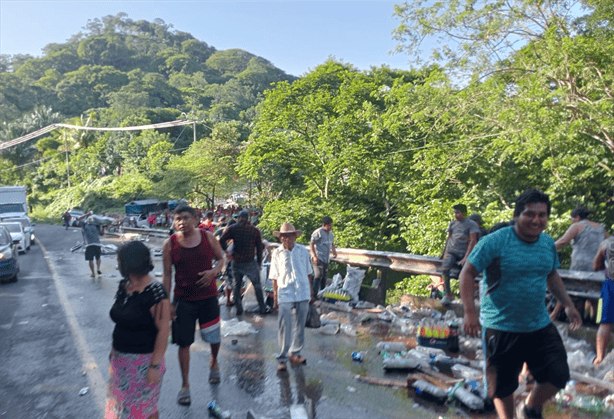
[0, 230, 10, 246]
[0, 203, 25, 213]
[15, 219, 30, 229]
[1, 223, 21, 233]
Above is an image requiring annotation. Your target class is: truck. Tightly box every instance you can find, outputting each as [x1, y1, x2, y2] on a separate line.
[0, 186, 28, 219]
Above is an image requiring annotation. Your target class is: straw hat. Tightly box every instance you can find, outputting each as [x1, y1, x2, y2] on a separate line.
[273, 222, 302, 237]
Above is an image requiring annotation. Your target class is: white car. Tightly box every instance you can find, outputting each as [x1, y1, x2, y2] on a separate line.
[12, 217, 35, 245]
[0, 221, 30, 254]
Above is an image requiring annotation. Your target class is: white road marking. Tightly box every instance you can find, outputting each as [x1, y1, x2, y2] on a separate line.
[38, 241, 106, 414]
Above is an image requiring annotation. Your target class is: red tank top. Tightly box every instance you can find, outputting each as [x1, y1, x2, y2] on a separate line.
[170, 230, 218, 301]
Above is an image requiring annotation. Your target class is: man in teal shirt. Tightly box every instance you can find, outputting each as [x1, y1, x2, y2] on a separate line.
[460, 189, 581, 419]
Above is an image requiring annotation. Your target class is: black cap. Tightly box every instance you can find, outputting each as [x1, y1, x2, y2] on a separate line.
[238, 210, 249, 220]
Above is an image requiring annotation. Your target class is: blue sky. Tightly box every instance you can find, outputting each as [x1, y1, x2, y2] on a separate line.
[0, 1, 420, 77]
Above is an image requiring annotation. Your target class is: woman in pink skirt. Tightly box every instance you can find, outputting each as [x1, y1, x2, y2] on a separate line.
[106, 241, 171, 419]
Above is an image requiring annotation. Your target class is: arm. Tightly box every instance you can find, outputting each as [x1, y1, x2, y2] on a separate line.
[255, 230, 264, 266]
[272, 279, 279, 311]
[162, 238, 174, 318]
[196, 232, 226, 287]
[546, 270, 582, 331]
[459, 233, 477, 265]
[310, 241, 318, 264]
[594, 244, 607, 271]
[555, 224, 580, 249]
[309, 274, 314, 303]
[440, 232, 451, 259]
[331, 242, 337, 259]
[459, 262, 481, 337]
[146, 297, 171, 384]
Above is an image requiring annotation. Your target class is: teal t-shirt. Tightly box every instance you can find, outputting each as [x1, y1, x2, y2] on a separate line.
[468, 226, 559, 333]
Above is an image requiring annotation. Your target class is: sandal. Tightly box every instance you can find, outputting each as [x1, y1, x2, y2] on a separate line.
[289, 355, 307, 365]
[177, 387, 191, 406]
[277, 362, 287, 371]
[209, 366, 221, 384]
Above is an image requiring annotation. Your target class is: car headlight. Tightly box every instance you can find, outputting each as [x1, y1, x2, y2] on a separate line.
[0, 248, 13, 259]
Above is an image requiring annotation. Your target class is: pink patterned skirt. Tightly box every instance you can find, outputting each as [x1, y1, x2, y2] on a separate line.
[105, 350, 165, 419]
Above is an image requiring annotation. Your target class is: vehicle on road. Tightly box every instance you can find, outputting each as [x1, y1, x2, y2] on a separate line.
[0, 186, 28, 219]
[12, 217, 35, 245]
[0, 222, 30, 253]
[66, 209, 84, 227]
[0, 225, 19, 282]
[123, 214, 150, 228]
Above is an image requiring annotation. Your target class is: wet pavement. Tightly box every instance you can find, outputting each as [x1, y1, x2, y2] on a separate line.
[2, 224, 428, 419]
[3, 224, 610, 419]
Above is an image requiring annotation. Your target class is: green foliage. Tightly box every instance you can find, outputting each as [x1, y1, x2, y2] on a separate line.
[386, 275, 460, 305]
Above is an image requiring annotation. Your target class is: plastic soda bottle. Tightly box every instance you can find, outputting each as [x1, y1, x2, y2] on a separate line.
[208, 401, 231, 419]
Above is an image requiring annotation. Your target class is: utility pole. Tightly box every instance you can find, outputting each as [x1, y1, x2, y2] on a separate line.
[63, 134, 71, 187]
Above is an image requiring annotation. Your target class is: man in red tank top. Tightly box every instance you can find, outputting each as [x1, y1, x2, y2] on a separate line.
[162, 205, 226, 406]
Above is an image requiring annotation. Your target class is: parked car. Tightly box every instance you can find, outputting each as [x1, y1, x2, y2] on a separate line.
[68, 209, 85, 227]
[123, 214, 150, 228]
[12, 216, 35, 245]
[0, 222, 30, 253]
[0, 225, 19, 282]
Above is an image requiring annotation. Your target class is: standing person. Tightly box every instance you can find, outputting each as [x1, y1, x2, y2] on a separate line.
[198, 211, 215, 233]
[106, 241, 170, 419]
[219, 210, 270, 316]
[162, 205, 226, 406]
[439, 204, 480, 305]
[460, 189, 582, 419]
[77, 211, 103, 278]
[592, 236, 614, 365]
[269, 222, 314, 372]
[555, 205, 609, 271]
[309, 216, 337, 298]
[62, 210, 71, 229]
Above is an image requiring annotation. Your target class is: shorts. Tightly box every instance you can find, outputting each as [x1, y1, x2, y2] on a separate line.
[484, 323, 569, 399]
[85, 245, 101, 261]
[172, 297, 221, 347]
[597, 279, 614, 324]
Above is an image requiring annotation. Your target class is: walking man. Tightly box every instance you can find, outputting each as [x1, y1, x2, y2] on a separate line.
[219, 210, 270, 316]
[309, 216, 337, 297]
[162, 205, 226, 406]
[77, 212, 103, 278]
[440, 203, 480, 305]
[269, 222, 314, 372]
[460, 189, 582, 419]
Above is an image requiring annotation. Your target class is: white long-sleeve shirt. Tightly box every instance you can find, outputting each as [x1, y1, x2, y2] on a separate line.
[269, 244, 313, 303]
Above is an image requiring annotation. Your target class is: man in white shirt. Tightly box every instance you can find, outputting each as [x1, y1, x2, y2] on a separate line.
[269, 222, 314, 372]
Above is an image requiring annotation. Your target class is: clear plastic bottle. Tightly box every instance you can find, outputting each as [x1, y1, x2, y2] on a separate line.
[411, 379, 448, 403]
[448, 382, 484, 411]
[208, 401, 231, 419]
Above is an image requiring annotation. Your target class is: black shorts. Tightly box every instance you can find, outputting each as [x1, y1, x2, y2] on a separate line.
[84, 245, 101, 261]
[172, 297, 221, 347]
[484, 323, 569, 399]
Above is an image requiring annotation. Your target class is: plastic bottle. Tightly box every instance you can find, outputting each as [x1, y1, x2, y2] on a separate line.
[415, 345, 447, 357]
[451, 364, 482, 380]
[570, 395, 608, 414]
[429, 355, 458, 373]
[383, 356, 422, 370]
[208, 401, 231, 419]
[411, 379, 448, 403]
[447, 322, 460, 353]
[375, 341, 407, 353]
[448, 382, 485, 411]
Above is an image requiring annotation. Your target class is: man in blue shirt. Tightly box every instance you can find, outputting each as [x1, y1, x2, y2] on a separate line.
[460, 189, 581, 419]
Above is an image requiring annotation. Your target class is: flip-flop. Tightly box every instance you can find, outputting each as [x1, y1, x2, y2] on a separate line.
[209, 366, 221, 384]
[277, 362, 287, 371]
[177, 387, 191, 406]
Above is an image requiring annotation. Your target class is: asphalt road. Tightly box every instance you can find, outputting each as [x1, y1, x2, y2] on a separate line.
[0, 224, 430, 419]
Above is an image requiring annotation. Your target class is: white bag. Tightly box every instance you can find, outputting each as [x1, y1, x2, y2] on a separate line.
[342, 267, 365, 302]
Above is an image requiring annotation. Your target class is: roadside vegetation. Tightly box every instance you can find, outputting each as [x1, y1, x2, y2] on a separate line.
[1, 2, 612, 271]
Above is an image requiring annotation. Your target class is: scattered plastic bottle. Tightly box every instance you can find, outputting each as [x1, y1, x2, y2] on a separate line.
[429, 354, 458, 373]
[376, 341, 407, 353]
[411, 379, 448, 403]
[383, 356, 422, 370]
[448, 382, 484, 411]
[351, 351, 364, 362]
[208, 401, 231, 419]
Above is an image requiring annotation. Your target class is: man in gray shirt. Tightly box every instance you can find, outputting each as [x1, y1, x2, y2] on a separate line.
[439, 204, 479, 306]
[78, 211, 103, 278]
[310, 216, 337, 298]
